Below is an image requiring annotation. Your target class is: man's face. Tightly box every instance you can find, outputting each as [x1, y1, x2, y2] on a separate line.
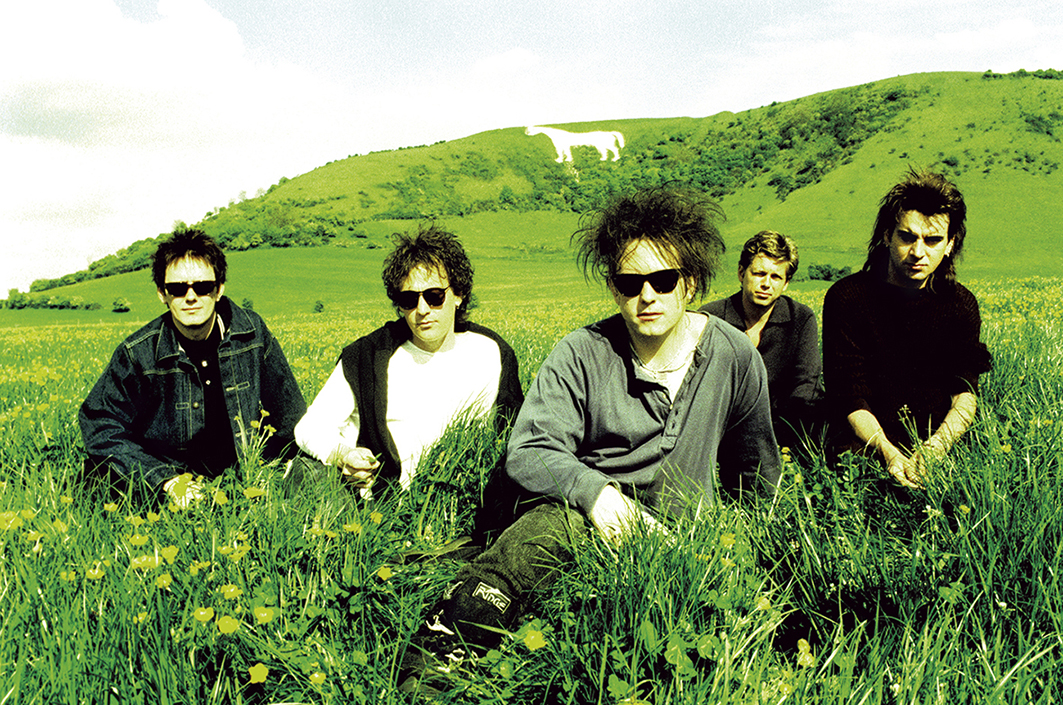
[399, 264, 461, 353]
[610, 239, 692, 345]
[884, 210, 953, 289]
[739, 254, 790, 311]
[157, 256, 223, 338]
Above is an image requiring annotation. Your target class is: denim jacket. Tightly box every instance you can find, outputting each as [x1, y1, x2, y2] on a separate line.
[79, 297, 306, 490]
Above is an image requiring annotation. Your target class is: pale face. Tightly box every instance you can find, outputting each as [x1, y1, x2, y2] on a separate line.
[610, 239, 693, 349]
[400, 264, 461, 353]
[884, 210, 953, 289]
[157, 257, 224, 340]
[739, 254, 790, 311]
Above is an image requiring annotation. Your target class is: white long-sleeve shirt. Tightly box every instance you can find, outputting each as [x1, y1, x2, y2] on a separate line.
[296, 331, 503, 489]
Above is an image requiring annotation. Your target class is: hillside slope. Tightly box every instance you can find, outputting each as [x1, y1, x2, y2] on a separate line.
[11, 70, 1063, 318]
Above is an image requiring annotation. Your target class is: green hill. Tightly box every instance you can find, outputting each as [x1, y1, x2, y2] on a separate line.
[7, 69, 1063, 322]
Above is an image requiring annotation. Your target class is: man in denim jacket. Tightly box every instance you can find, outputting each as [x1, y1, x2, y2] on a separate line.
[79, 230, 305, 505]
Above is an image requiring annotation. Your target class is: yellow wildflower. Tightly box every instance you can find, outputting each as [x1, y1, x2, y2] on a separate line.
[60, 570, 77, 582]
[52, 519, 68, 533]
[60, 495, 74, 505]
[213, 490, 228, 506]
[720, 532, 736, 549]
[248, 663, 269, 684]
[376, 566, 394, 581]
[131, 554, 160, 570]
[126, 515, 145, 527]
[243, 487, 266, 499]
[797, 638, 815, 668]
[86, 564, 105, 580]
[129, 534, 149, 547]
[160, 545, 179, 564]
[193, 607, 215, 622]
[217, 615, 240, 634]
[155, 573, 173, 589]
[103, 502, 118, 512]
[309, 671, 326, 685]
[370, 511, 383, 525]
[253, 606, 275, 624]
[134, 611, 149, 624]
[220, 584, 243, 600]
[524, 629, 546, 651]
[343, 522, 362, 535]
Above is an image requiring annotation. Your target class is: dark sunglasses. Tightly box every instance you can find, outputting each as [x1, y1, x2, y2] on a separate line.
[394, 287, 448, 310]
[611, 269, 681, 297]
[164, 281, 217, 297]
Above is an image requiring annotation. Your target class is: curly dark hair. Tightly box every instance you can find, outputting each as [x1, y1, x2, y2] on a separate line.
[151, 229, 227, 288]
[573, 188, 725, 300]
[864, 168, 967, 286]
[382, 223, 474, 324]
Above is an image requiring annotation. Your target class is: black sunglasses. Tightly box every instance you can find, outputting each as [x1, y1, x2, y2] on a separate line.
[394, 287, 448, 310]
[164, 281, 217, 297]
[611, 269, 681, 297]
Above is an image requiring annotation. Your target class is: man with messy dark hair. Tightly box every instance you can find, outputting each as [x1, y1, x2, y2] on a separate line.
[823, 169, 992, 488]
[399, 189, 780, 693]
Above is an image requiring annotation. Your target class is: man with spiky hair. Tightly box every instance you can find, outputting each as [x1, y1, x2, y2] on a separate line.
[400, 189, 780, 693]
[293, 223, 523, 496]
[701, 230, 822, 446]
[823, 169, 992, 488]
[80, 229, 305, 505]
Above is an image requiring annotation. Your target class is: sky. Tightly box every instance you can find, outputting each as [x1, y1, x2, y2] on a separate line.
[2, 0, 1062, 294]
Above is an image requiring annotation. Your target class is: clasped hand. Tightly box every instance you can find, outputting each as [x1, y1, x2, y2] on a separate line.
[334, 446, 380, 488]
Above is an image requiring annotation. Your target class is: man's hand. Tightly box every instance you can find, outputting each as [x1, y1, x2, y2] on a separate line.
[335, 446, 380, 488]
[589, 485, 666, 544]
[163, 473, 203, 509]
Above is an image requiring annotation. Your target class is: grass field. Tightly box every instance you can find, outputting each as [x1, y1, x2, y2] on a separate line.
[1, 266, 1062, 703]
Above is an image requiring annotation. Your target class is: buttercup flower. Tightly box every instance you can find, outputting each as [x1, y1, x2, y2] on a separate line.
[213, 490, 228, 506]
[156, 573, 173, 589]
[243, 487, 266, 499]
[253, 606, 275, 624]
[248, 663, 269, 684]
[129, 534, 149, 547]
[220, 584, 243, 600]
[160, 545, 179, 564]
[86, 564, 105, 580]
[217, 615, 240, 634]
[524, 629, 546, 651]
[370, 511, 383, 525]
[134, 611, 149, 624]
[720, 533, 736, 549]
[194, 607, 215, 622]
[103, 503, 118, 512]
[797, 638, 815, 668]
[309, 671, 326, 685]
[376, 566, 394, 581]
[131, 554, 160, 570]
[343, 522, 362, 535]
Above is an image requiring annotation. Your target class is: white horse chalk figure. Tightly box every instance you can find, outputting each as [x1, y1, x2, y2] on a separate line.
[525, 126, 625, 163]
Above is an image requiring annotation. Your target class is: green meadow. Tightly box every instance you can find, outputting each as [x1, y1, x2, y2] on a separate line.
[2, 262, 1061, 702]
[3, 69, 1063, 703]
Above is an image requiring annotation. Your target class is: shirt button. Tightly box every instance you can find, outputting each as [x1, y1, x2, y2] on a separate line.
[192, 402, 200, 409]
[205, 380, 211, 385]
[201, 360, 208, 367]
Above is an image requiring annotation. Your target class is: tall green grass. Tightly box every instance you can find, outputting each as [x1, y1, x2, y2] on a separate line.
[0, 278, 1060, 703]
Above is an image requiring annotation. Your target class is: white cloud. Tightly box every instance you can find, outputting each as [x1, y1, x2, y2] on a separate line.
[0, 0, 373, 293]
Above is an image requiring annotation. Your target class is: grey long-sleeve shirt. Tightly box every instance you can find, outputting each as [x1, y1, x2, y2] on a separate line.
[506, 313, 781, 519]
